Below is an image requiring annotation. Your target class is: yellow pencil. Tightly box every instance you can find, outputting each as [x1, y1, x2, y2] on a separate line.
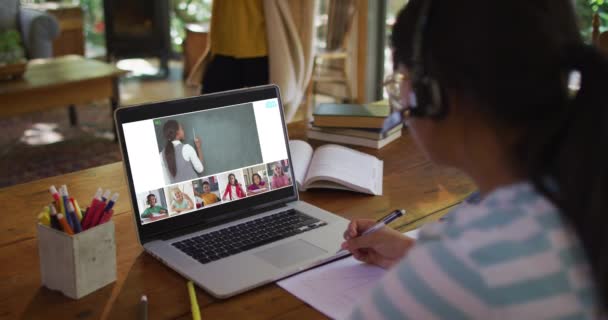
[72, 198, 83, 221]
[187, 281, 201, 320]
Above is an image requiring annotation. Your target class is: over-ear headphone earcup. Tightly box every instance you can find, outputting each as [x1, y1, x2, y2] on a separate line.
[412, 76, 447, 118]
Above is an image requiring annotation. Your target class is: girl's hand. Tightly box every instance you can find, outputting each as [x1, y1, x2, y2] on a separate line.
[341, 219, 415, 269]
[194, 136, 202, 149]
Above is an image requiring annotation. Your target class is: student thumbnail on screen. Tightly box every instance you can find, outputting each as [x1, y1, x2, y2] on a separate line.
[166, 182, 196, 216]
[218, 170, 247, 202]
[138, 188, 169, 224]
[268, 159, 292, 190]
[244, 164, 270, 196]
[192, 176, 221, 208]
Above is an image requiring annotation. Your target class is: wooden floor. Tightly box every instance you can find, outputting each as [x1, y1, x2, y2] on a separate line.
[119, 59, 309, 122]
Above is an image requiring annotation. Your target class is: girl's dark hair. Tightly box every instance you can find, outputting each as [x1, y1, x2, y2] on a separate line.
[252, 173, 262, 184]
[392, 0, 607, 309]
[146, 194, 155, 205]
[163, 120, 179, 177]
[228, 173, 238, 185]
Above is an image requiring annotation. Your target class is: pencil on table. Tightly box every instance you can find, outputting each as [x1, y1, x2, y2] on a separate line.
[187, 281, 201, 320]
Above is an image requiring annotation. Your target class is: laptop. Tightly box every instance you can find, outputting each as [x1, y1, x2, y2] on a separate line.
[115, 85, 350, 298]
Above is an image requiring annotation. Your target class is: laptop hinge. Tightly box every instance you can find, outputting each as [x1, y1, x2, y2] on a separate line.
[155, 202, 289, 241]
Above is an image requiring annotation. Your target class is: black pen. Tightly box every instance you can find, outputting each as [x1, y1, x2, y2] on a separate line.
[360, 209, 406, 236]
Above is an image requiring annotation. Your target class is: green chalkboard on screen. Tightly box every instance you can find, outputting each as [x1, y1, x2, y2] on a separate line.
[153, 103, 263, 180]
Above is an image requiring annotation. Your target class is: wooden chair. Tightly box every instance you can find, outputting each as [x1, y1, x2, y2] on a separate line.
[309, 0, 357, 109]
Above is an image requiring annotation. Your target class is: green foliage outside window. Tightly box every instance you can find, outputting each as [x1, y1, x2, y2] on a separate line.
[21, 0, 212, 55]
[576, 0, 608, 41]
[0, 29, 25, 64]
[170, 0, 212, 52]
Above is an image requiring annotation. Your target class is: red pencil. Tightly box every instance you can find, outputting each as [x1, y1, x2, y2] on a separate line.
[82, 198, 106, 230]
[49, 185, 61, 212]
[81, 189, 103, 229]
[98, 210, 114, 225]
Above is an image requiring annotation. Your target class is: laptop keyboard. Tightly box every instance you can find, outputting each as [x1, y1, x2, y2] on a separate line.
[172, 209, 327, 264]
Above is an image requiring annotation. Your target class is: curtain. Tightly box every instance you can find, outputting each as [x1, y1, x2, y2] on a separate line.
[264, 0, 317, 122]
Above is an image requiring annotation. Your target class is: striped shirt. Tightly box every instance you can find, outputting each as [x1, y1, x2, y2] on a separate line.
[347, 182, 598, 319]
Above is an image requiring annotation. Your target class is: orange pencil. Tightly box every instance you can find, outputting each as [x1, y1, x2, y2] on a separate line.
[57, 213, 74, 235]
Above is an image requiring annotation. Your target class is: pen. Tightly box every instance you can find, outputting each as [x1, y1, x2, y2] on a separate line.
[140, 294, 148, 320]
[61, 185, 75, 229]
[101, 189, 111, 202]
[360, 209, 406, 236]
[89, 193, 118, 228]
[67, 202, 82, 233]
[70, 198, 82, 221]
[82, 191, 106, 230]
[49, 205, 61, 230]
[337, 209, 406, 254]
[187, 281, 201, 320]
[57, 213, 74, 235]
[49, 185, 61, 211]
[102, 193, 119, 214]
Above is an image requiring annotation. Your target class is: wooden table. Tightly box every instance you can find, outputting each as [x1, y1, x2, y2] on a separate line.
[0, 55, 126, 130]
[0, 122, 476, 319]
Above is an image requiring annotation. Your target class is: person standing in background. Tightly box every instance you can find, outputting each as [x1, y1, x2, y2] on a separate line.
[187, 0, 317, 122]
[200, 0, 269, 94]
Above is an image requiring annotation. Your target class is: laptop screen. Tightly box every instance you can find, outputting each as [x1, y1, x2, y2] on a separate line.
[121, 94, 294, 227]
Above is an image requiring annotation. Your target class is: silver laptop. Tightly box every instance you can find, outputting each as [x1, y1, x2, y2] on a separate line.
[115, 85, 349, 298]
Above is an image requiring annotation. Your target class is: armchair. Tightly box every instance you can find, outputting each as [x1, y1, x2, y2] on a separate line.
[0, 0, 60, 60]
[19, 7, 60, 59]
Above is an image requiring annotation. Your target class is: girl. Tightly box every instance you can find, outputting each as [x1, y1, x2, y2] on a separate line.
[160, 120, 204, 184]
[222, 173, 246, 201]
[140, 194, 168, 219]
[342, 0, 605, 318]
[270, 162, 291, 189]
[247, 173, 269, 194]
[170, 188, 194, 214]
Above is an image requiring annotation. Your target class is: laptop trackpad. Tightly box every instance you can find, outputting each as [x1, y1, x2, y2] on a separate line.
[254, 239, 327, 269]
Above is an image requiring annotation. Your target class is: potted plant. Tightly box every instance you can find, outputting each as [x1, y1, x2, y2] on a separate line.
[0, 29, 27, 79]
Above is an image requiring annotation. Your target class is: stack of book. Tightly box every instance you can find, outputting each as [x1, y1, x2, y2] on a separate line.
[307, 101, 403, 149]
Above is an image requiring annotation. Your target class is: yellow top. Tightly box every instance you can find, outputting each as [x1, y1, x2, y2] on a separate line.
[210, 0, 268, 58]
[201, 193, 220, 205]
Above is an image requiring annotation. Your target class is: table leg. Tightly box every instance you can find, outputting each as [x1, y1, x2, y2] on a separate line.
[111, 78, 120, 142]
[68, 105, 78, 126]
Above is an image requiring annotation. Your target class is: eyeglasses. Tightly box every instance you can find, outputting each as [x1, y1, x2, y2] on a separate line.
[383, 72, 413, 118]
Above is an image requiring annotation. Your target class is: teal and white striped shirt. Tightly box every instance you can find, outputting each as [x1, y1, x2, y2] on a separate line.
[348, 182, 598, 319]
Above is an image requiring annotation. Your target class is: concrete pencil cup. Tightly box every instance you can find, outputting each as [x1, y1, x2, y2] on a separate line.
[36, 221, 117, 299]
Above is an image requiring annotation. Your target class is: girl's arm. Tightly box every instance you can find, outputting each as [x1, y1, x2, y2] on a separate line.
[183, 193, 194, 209]
[222, 186, 230, 200]
[194, 136, 204, 163]
[184, 144, 204, 173]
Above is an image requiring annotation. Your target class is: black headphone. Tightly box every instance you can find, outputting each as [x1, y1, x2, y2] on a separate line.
[409, 0, 448, 118]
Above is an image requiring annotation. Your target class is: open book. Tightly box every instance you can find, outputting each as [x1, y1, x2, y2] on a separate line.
[289, 140, 383, 195]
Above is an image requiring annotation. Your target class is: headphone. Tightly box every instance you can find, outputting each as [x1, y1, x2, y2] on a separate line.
[409, 0, 448, 118]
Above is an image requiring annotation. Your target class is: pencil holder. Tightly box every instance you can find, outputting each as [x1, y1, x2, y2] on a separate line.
[36, 221, 117, 299]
